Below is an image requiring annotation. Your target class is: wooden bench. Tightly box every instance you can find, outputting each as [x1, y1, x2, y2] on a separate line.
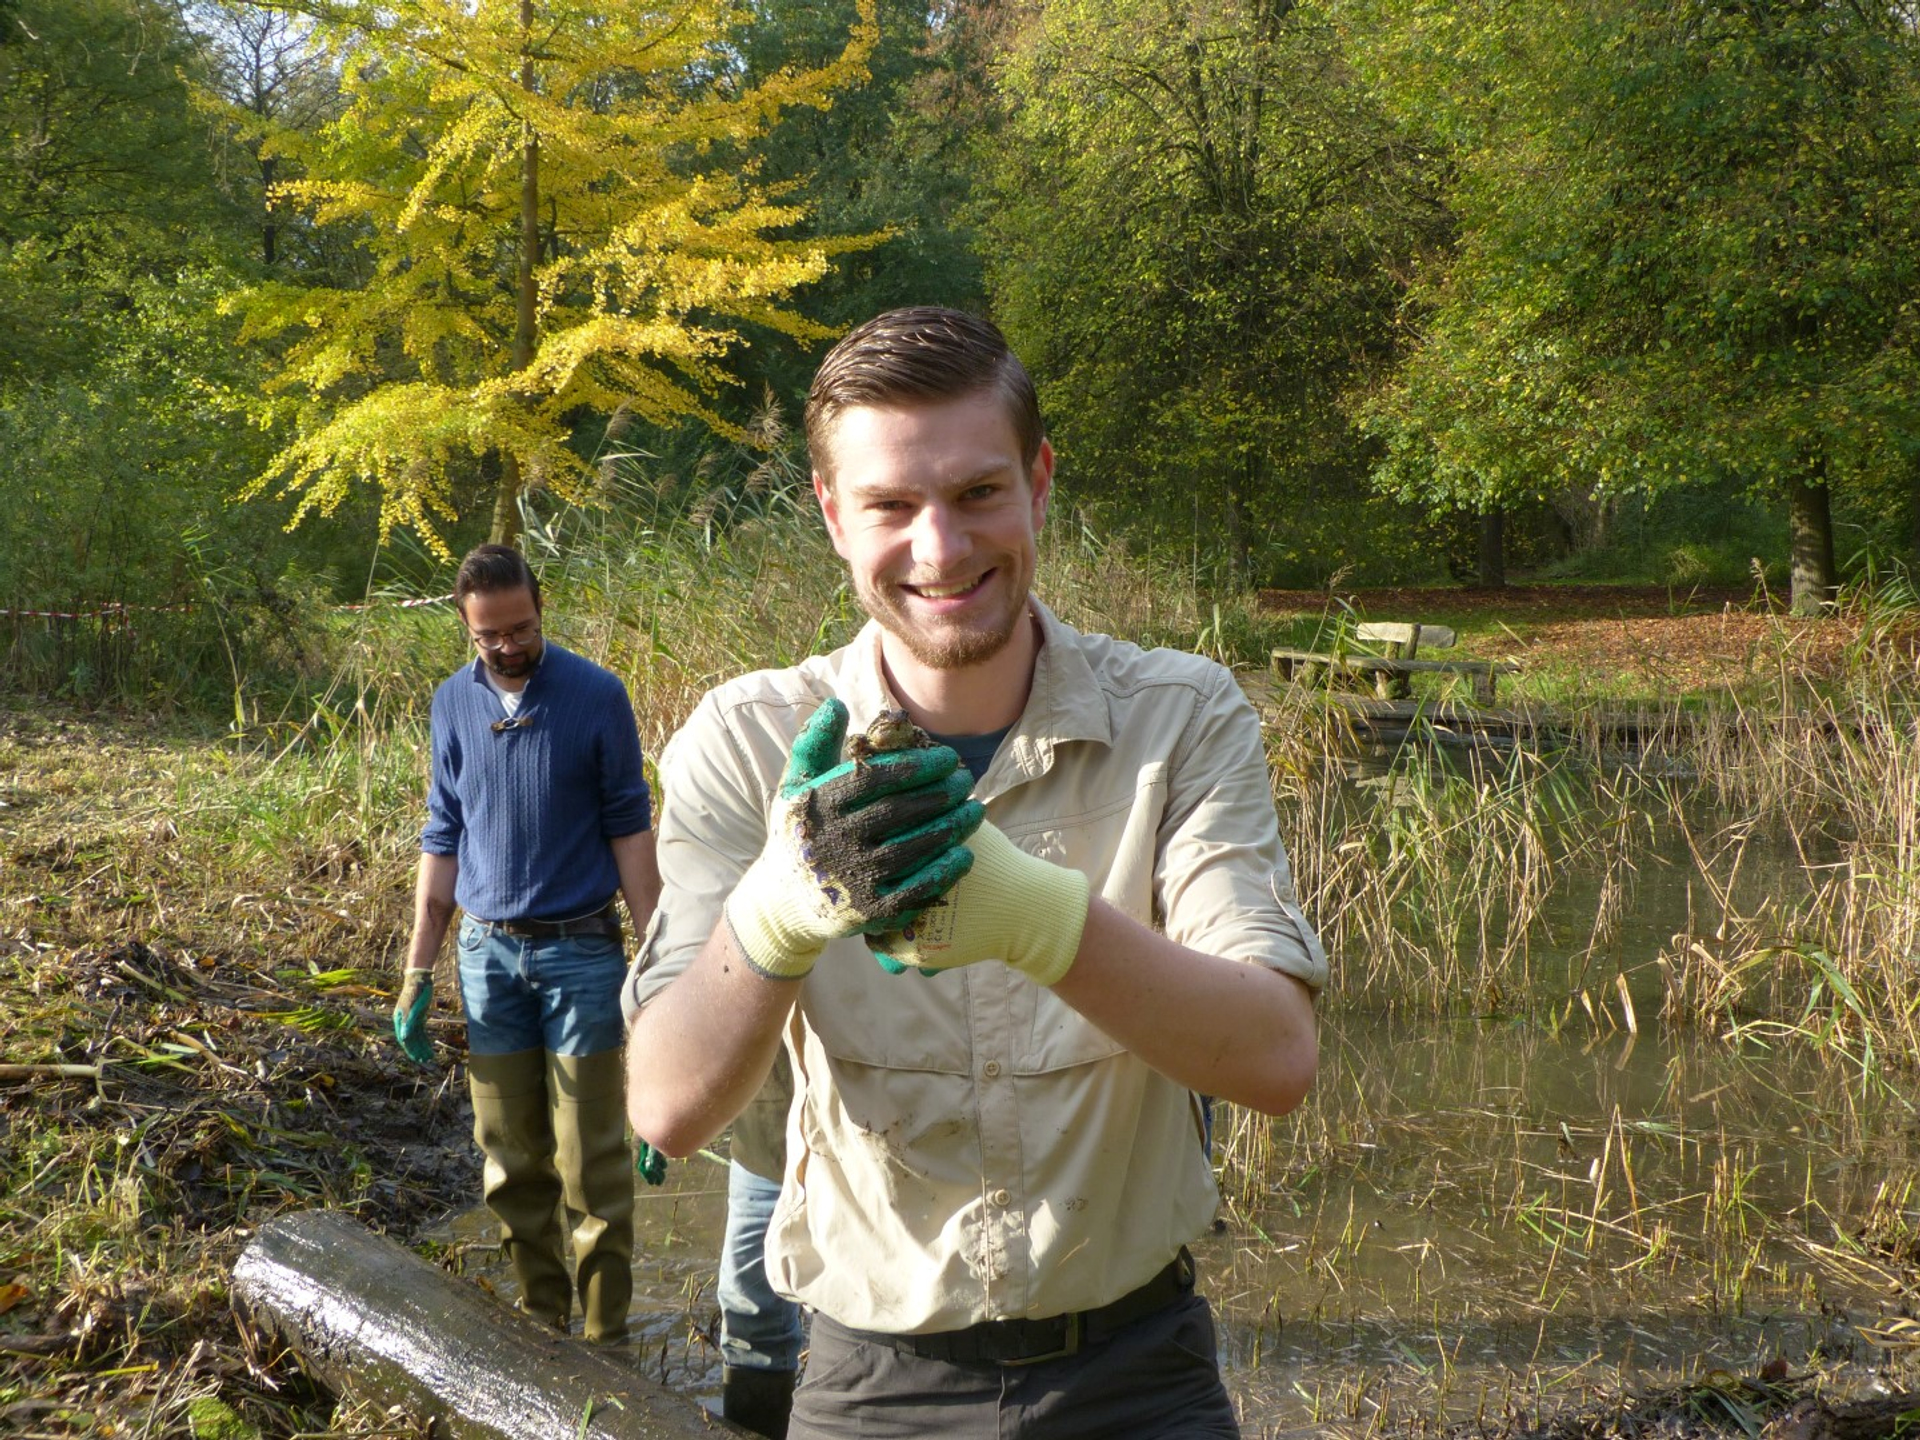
[1272, 621, 1519, 704]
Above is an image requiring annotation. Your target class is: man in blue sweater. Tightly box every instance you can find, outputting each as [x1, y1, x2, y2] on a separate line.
[392, 543, 661, 1344]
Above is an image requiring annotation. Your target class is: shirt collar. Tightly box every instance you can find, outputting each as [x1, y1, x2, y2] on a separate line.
[1021, 599, 1112, 749]
[839, 599, 1112, 795]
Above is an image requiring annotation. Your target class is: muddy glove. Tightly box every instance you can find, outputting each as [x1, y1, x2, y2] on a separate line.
[635, 1140, 668, 1187]
[723, 698, 984, 980]
[392, 968, 436, 1064]
[868, 821, 1091, 987]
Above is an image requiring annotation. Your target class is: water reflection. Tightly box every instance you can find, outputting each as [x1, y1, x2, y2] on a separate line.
[1216, 1011, 1917, 1434]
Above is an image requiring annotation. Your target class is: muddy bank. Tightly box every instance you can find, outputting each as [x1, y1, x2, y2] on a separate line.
[0, 930, 480, 1435]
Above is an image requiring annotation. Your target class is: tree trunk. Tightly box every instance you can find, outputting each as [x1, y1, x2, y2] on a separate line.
[491, 452, 526, 547]
[1224, 456, 1255, 591]
[1909, 449, 1920, 565]
[1476, 507, 1506, 588]
[260, 153, 278, 268]
[233, 1210, 737, 1438]
[1787, 462, 1837, 615]
[490, 1, 542, 548]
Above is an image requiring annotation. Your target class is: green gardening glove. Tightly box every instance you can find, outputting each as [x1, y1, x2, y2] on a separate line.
[635, 1140, 668, 1187]
[723, 698, 985, 979]
[867, 821, 1091, 987]
[392, 969, 436, 1065]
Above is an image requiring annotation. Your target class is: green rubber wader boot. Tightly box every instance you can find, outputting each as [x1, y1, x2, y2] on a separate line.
[468, 1047, 570, 1331]
[722, 1366, 796, 1440]
[549, 1048, 634, 1344]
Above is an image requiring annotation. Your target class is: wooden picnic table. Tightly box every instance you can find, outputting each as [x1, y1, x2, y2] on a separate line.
[1271, 621, 1520, 704]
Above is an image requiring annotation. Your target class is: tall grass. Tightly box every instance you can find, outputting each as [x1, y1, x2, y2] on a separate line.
[1254, 576, 1920, 1082]
[1269, 697, 1665, 1023]
[518, 469, 1289, 756]
[526, 471, 856, 756]
[1641, 585, 1920, 1077]
[20, 461, 1920, 1069]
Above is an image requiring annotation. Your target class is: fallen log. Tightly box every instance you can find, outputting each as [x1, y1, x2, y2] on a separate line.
[233, 1209, 739, 1439]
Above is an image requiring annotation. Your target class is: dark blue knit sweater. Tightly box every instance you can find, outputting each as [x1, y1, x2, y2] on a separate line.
[420, 643, 651, 922]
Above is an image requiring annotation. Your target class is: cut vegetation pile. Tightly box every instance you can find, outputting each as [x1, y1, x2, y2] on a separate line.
[0, 705, 470, 1437]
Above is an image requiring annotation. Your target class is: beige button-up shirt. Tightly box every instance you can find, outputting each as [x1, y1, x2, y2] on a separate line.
[628, 601, 1326, 1334]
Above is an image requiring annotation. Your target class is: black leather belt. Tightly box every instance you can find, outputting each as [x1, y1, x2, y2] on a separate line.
[479, 900, 621, 941]
[847, 1248, 1196, 1366]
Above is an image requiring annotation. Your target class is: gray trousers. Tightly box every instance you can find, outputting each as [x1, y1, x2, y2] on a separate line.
[790, 1295, 1241, 1439]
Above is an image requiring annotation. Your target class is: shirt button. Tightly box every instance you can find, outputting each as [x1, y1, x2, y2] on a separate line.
[983, 1061, 1002, 1079]
[991, 1188, 1011, 1207]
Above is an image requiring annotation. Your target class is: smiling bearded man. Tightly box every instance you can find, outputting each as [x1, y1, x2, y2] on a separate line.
[624, 307, 1327, 1439]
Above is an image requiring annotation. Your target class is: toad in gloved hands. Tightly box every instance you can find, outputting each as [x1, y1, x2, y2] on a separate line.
[723, 698, 985, 980]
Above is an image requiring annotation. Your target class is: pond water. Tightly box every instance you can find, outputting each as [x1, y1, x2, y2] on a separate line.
[1216, 1012, 1918, 1435]
[437, 746, 1920, 1434]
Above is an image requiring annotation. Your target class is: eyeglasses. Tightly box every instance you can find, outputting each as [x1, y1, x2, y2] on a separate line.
[467, 619, 541, 652]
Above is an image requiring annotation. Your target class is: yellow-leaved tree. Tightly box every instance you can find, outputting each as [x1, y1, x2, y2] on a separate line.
[232, 0, 877, 551]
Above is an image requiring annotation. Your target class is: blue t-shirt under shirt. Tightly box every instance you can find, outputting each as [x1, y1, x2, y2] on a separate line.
[927, 724, 1012, 784]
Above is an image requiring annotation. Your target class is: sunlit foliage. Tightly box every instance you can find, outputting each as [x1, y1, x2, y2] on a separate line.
[230, 0, 880, 554]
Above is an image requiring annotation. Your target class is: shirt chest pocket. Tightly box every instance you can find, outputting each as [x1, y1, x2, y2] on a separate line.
[1005, 762, 1168, 1075]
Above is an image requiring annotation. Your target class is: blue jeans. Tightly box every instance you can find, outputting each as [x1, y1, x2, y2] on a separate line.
[719, 1161, 804, 1374]
[455, 917, 627, 1057]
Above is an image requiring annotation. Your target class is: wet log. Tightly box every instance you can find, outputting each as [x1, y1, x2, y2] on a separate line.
[233, 1210, 738, 1439]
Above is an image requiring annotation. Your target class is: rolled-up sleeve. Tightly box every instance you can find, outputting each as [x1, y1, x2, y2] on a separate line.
[1154, 670, 1328, 990]
[596, 680, 652, 838]
[621, 691, 775, 1023]
[419, 690, 464, 857]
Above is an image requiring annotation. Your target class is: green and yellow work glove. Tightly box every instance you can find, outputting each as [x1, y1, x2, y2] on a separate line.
[723, 698, 984, 980]
[867, 821, 1091, 988]
[392, 968, 436, 1065]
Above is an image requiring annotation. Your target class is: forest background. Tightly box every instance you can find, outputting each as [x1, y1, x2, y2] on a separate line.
[10, 6, 1920, 1436]
[9, 0, 1920, 718]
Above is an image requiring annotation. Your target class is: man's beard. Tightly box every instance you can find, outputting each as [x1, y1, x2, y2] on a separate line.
[484, 646, 539, 680]
[854, 574, 1029, 671]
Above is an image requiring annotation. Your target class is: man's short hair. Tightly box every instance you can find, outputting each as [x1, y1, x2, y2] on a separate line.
[454, 543, 541, 615]
[804, 307, 1044, 478]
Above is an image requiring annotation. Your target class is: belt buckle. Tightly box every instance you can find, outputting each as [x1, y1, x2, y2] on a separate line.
[1002, 1311, 1080, 1367]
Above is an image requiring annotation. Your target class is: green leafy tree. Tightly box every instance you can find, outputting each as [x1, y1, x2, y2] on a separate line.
[0, 0, 311, 637]
[0, 0, 247, 383]
[1362, 0, 1920, 613]
[597, 0, 997, 505]
[232, 0, 880, 554]
[188, 3, 342, 271]
[732, 0, 991, 344]
[976, 0, 1449, 588]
